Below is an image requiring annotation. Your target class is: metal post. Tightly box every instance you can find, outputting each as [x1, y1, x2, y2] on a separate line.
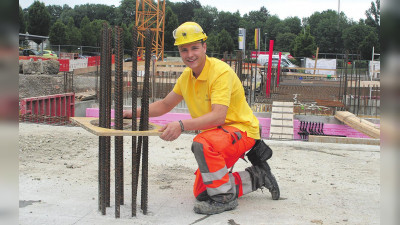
[141, 28, 152, 215]
[114, 26, 124, 218]
[264, 33, 267, 53]
[131, 25, 139, 217]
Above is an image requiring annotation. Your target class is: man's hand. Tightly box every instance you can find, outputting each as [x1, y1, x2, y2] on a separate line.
[123, 110, 132, 119]
[159, 121, 182, 141]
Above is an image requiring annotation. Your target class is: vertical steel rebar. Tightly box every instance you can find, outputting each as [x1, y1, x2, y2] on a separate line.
[131, 26, 139, 217]
[343, 53, 348, 108]
[357, 69, 361, 116]
[114, 26, 124, 218]
[105, 27, 112, 209]
[141, 28, 152, 215]
[98, 22, 109, 215]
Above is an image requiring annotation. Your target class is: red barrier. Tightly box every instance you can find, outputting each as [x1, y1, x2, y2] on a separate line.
[87, 56, 101, 66]
[20, 55, 114, 73]
[58, 59, 70, 72]
[266, 40, 274, 98]
[20, 93, 75, 124]
[19, 56, 51, 61]
[88, 57, 96, 67]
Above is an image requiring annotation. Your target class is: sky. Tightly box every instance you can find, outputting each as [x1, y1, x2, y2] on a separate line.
[19, 0, 372, 21]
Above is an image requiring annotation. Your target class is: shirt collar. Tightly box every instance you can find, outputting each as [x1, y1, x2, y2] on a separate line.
[193, 56, 210, 81]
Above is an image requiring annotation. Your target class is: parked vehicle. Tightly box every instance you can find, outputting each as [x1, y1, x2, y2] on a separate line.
[39, 50, 58, 59]
[257, 55, 298, 72]
[22, 49, 40, 57]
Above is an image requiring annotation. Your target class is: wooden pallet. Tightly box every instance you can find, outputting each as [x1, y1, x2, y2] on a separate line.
[269, 101, 294, 139]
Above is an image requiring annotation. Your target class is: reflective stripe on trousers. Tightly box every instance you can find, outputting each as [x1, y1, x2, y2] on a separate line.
[192, 126, 255, 199]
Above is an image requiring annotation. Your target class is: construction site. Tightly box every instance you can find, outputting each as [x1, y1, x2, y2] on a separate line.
[19, 0, 380, 224]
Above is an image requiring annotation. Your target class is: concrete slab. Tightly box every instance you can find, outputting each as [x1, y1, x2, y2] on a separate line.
[19, 123, 380, 224]
[309, 135, 380, 145]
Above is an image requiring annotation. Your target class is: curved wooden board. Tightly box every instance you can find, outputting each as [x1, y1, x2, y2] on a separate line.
[70, 117, 162, 136]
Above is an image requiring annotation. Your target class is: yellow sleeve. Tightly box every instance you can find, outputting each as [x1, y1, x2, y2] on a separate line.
[210, 71, 234, 106]
[172, 75, 183, 96]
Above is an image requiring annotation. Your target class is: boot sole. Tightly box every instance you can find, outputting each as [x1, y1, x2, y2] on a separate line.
[193, 200, 238, 215]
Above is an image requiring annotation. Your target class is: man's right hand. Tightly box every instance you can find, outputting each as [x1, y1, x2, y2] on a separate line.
[123, 110, 132, 119]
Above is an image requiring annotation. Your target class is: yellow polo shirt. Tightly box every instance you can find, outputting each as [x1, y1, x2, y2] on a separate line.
[173, 56, 260, 139]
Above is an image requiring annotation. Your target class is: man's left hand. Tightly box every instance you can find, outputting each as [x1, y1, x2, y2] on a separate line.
[159, 121, 182, 141]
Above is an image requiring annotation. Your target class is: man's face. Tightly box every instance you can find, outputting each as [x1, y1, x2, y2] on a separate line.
[178, 41, 207, 74]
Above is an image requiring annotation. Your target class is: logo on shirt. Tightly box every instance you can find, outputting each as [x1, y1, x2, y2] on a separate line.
[205, 93, 210, 101]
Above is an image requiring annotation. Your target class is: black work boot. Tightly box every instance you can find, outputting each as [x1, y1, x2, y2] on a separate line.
[193, 198, 238, 215]
[196, 191, 210, 202]
[245, 140, 280, 200]
[245, 163, 280, 200]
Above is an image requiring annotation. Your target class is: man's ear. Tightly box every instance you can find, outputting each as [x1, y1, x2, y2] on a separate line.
[203, 42, 207, 53]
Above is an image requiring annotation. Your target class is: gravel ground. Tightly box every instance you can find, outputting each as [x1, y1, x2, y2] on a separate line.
[19, 122, 380, 225]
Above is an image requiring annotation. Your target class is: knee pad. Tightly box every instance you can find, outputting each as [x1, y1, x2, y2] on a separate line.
[245, 140, 273, 166]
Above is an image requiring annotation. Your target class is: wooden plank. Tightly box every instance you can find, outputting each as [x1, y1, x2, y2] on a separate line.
[334, 111, 380, 139]
[309, 135, 380, 146]
[347, 81, 380, 87]
[313, 47, 319, 75]
[287, 67, 337, 71]
[155, 67, 186, 72]
[73, 66, 98, 75]
[315, 99, 345, 108]
[273, 101, 293, 107]
[272, 107, 293, 112]
[271, 113, 293, 119]
[270, 127, 293, 134]
[70, 117, 162, 136]
[283, 73, 337, 78]
[270, 133, 293, 139]
[156, 61, 185, 66]
[270, 120, 293, 127]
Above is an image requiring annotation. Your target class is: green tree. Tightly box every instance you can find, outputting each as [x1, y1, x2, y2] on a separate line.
[342, 23, 377, 59]
[292, 26, 316, 57]
[117, 0, 136, 25]
[122, 23, 133, 51]
[59, 4, 74, 25]
[164, 6, 179, 51]
[28, 0, 51, 44]
[205, 32, 219, 56]
[65, 17, 82, 46]
[193, 6, 218, 34]
[19, 5, 26, 33]
[365, 0, 380, 32]
[90, 19, 109, 47]
[215, 11, 241, 48]
[359, 31, 379, 59]
[60, 4, 117, 27]
[46, 5, 63, 27]
[49, 20, 67, 45]
[282, 17, 302, 35]
[217, 29, 235, 55]
[275, 32, 297, 52]
[169, 0, 202, 24]
[80, 16, 95, 46]
[307, 10, 350, 53]
[241, 7, 270, 51]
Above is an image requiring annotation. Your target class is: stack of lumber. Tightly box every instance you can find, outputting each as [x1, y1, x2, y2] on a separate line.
[334, 111, 380, 139]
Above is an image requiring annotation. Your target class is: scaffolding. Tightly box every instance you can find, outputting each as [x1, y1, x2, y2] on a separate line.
[135, 0, 166, 61]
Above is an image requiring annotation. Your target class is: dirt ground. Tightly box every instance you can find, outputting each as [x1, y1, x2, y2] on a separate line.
[19, 123, 380, 225]
[19, 74, 97, 99]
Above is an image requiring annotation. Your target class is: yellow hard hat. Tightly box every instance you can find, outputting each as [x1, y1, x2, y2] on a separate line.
[173, 22, 207, 46]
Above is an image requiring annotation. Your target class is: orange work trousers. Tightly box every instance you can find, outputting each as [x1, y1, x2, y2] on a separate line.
[192, 126, 256, 199]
